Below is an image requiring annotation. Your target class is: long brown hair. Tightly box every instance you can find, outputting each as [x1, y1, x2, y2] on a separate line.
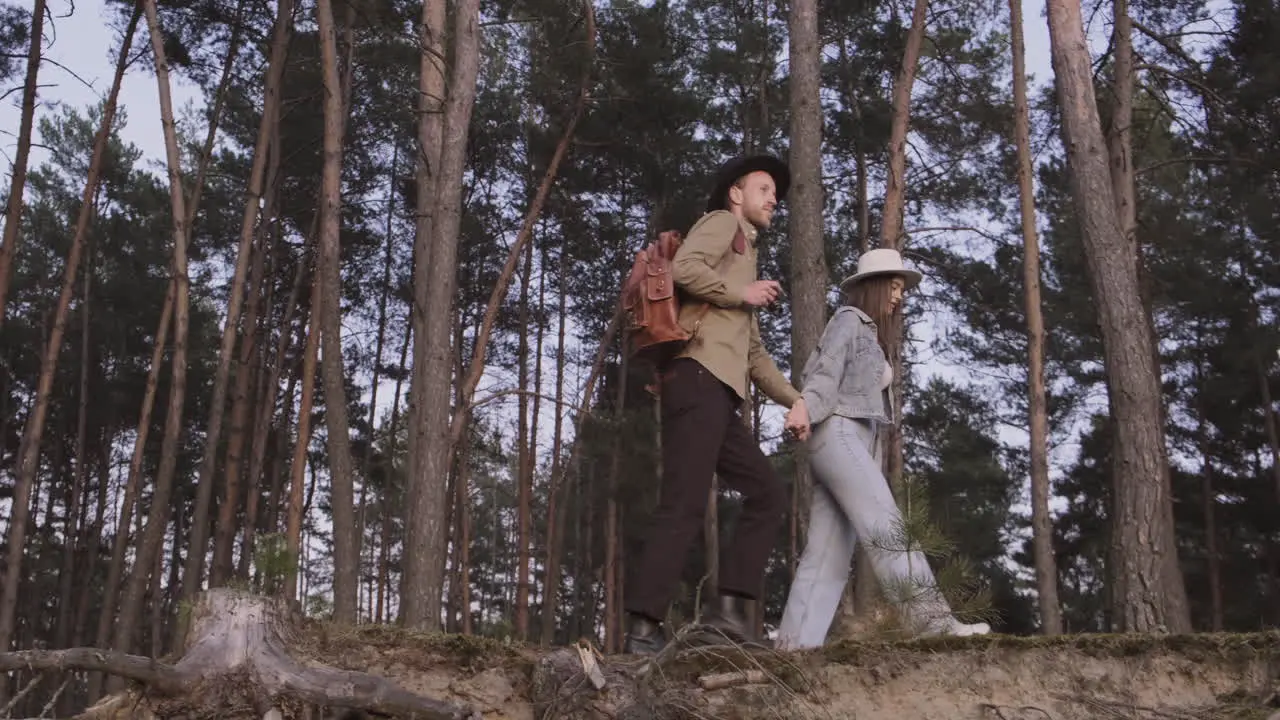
[845, 274, 902, 354]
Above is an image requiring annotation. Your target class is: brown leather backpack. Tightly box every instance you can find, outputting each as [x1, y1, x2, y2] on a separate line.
[621, 227, 744, 367]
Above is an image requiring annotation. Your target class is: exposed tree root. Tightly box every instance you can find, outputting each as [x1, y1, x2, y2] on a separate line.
[0, 589, 479, 720]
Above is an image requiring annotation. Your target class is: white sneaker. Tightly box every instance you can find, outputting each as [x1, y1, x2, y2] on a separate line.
[917, 617, 991, 637]
[949, 621, 991, 636]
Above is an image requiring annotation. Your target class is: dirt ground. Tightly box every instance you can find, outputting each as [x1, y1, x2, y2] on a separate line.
[306, 625, 1280, 720]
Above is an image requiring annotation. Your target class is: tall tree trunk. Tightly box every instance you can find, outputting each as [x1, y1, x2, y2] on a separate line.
[879, 0, 928, 493]
[1010, 0, 1063, 636]
[55, 239, 95, 652]
[313, 0, 359, 624]
[90, 257, 166, 704]
[188, 0, 289, 596]
[0, 4, 134, 663]
[849, 0, 928, 620]
[111, 0, 195, 678]
[1194, 360, 1222, 632]
[786, 0, 826, 588]
[286, 286, 321, 601]
[401, 0, 449, 628]
[1044, 0, 1190, 634]
[233, 181, 285, 582]
[1107, 0, 1137, 252]
[542, 301, 619, 644]
[376, 316, 412, 624]
[0, 0, 46, 325]
[540, 243, 569, 644]
[515, 234, 534, 640]
[879, 0, 928, 251]
[244, 241, 310, 574]
[443, 0, 594, 495]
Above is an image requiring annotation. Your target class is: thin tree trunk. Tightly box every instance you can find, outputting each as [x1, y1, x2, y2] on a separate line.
[0, 0, 47, 325]
[55, 245, 94, 651]
[540, 242, 569, 645]
[110, 0, 196, 679]
[1044, 0, 1190, 634]
[542, 301, 620, 645]
[1194, 360, 1222, 632]
[879, 0, 928, 493]
[286, 286, 321, 601]
[375, 319, 412, 624]
[1010, 0, 1063, 636]
[244, 243, 310, 574]
[879, 0, 928, 250]
[314, 0, 359, 624]
[515, 234, 534, 640]
[444, 0, 594, 472]
[0, 4, 134, 663]
[89, 269, 167, 703]
[358, 144, 398, 571]
[786, 0, 826, 593]
[604, 348, 627, 651]
[233, 199, 283, 582]
[188, 0, 289, 596]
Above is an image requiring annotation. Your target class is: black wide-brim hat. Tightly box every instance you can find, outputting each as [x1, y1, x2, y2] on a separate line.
[705, 154, 791, 213]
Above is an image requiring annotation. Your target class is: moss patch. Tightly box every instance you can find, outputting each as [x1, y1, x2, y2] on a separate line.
[294, 621, 538, 676]
[822, 630, 1280, 667]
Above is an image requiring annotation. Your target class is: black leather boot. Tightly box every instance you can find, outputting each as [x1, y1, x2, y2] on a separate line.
[623, 614, 667, 656]
[701, 594, 753, 642]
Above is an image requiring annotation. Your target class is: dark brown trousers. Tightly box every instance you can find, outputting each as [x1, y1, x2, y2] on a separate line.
[625, 358, 788, 622]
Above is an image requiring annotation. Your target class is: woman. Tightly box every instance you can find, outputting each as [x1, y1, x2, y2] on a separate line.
[776, 248, 991, 650]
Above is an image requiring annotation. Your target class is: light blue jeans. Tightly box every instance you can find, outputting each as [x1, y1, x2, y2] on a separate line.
[776, 415, 955, 649]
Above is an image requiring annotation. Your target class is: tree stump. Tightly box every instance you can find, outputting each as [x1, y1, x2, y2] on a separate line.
[0, 588, 479, 720]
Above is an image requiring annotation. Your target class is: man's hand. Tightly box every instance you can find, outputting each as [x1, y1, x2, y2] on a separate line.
[784, 398, 811, 442]
[742, 280, 782, 308]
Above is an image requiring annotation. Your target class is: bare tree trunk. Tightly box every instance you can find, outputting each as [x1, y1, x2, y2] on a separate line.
[232, 178, 284, 582]
[111, 0, 196, 680]
[187, 0, 289, 598]
[1009, 0, 1063, 636]
[55, 238, 95, 654]
[1044, 0, 1190, 634]
[515, 237, 534, 640]
[786, 0, 826, 588]
[401, 0, 449, 627]
[879, 0, 928, 251]
[1194, 361, 1222, 632]
[1107, 0, 1137, 252]
[313, 0, 360, 624]
[90, 259, 167, 703]
[0, 4, 134, 663]
[286, 285, 321, 601]
[243, 242, 310, 574]
[444, 0, 594, 475]
[848, 0, 928, 620]
[0, 0, 47, 325]
[879, 0, 928, 494]
[540, 245, 569, 645]
[542, 301, 619, 645]
[376, 319, 412, 624]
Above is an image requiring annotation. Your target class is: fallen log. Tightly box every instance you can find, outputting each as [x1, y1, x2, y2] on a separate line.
[0, 588, 478, 720]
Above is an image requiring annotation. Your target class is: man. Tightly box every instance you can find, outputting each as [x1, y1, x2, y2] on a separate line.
[624, 155, 810, 655]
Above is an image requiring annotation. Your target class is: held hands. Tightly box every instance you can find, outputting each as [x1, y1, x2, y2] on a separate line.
[784, 398, 811, 442]
[742, 280, 782, 308]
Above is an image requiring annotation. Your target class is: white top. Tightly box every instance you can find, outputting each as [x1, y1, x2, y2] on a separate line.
[879, 360, 893, 391]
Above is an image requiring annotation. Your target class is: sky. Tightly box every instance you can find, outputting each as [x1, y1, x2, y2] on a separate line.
[0, 0, 1064, 499]
[0, 0, 1235, 616]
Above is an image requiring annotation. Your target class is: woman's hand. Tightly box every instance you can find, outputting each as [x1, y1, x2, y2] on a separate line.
[785, 398, 811, 442]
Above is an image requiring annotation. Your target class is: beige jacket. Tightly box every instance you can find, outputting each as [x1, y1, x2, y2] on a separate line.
[672, 210, 801, 407]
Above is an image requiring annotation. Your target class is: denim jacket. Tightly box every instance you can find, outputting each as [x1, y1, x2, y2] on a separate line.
[798, 306, 894, 426]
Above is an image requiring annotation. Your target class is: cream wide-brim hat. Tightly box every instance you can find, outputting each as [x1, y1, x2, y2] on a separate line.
[837, 248, 924, 294]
